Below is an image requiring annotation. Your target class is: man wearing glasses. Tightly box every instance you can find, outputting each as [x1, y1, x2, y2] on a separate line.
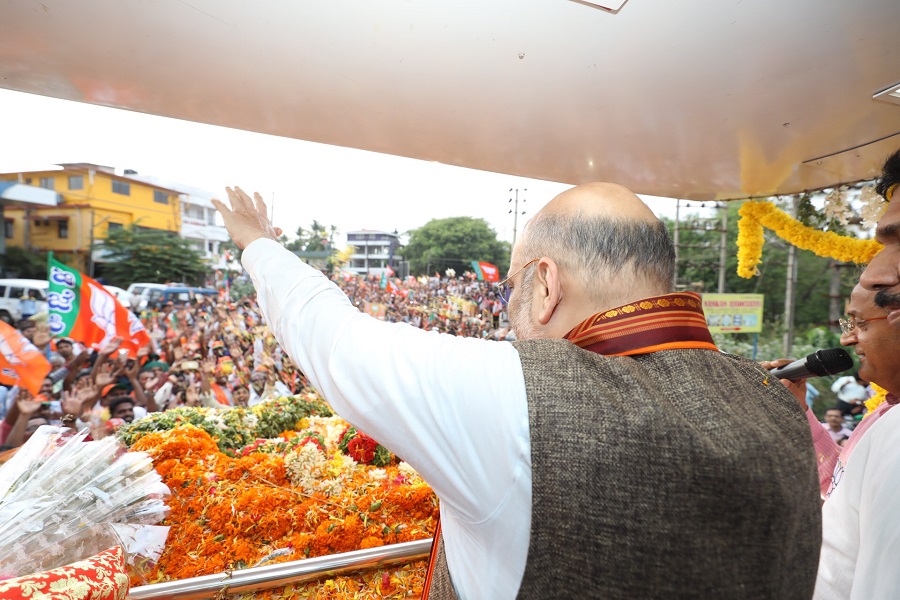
[814, 150, 900, 599]
[214, 182, 820, 599]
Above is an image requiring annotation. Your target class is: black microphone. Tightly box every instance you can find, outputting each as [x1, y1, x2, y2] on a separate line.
[769, 348, 854, 382]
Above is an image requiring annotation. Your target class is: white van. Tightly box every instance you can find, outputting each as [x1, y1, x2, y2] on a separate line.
[0, 279, 50, 324]
[125, 283, 168, 311]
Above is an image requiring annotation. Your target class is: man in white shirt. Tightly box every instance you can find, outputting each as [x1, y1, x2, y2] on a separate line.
[814, 149, 900, 599]
[213, 183, 820, 599]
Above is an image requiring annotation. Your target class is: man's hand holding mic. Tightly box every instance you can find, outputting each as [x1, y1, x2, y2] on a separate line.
[211, 187, 283, 250]
[760, 358, 810, 411]
[760, 348, 855, 412]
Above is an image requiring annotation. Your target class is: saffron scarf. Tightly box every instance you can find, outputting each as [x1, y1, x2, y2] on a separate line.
[564, 292, 718, 355]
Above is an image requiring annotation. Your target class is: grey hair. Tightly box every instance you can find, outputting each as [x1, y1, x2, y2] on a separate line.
[517, 212, 675, 302]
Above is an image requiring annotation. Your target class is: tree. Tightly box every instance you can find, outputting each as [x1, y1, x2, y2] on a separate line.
[401, 217, 509, 276]
[100, 226, 208, 287]
[2, 247, 48, 279]
[286, 220, 336, 252]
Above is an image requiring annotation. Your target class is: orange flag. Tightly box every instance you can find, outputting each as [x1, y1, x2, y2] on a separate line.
[0, 321, 52, 395]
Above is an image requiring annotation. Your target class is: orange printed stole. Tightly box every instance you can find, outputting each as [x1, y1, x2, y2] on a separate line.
[564, 292, 718, 355]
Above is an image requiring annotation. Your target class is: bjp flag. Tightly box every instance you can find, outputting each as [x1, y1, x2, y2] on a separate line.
[47, 256, 150, 357]
[0, 321, 52, 395]
[471, 261, 501, 282]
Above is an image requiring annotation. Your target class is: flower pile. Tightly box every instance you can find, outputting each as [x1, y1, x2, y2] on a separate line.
[127, 412, 438, 598]
[736, 200, 883, 278]
[117, 393, 333, 455]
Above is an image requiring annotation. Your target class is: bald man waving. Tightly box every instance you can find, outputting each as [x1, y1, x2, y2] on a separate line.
[214, 183, 820, 600]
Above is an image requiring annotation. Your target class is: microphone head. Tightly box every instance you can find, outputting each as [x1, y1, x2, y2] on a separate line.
[807, 348, 854, 377]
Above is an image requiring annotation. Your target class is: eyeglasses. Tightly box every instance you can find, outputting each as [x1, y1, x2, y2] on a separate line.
[839, 314, 889, 335]
[496, 258, 539, 305]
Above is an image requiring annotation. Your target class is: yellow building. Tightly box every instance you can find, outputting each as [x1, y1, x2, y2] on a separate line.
[0, 163, 182, 272]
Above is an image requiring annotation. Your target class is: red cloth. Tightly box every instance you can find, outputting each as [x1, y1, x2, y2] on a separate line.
[0, 546, 129, 599]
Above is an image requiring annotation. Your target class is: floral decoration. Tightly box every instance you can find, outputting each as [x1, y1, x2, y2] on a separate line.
[736, 200, 883, 278]
[338, 426, 393, 466]
[117, 393, 333, 455]
[127, 416, 437, 598]
[864, 383, 889, 416]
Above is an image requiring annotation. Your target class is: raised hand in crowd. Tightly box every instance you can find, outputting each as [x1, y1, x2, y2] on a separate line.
[98, 336, 123, 358]
[60, 385, 98, 427]
[94, 363, 121, 388]
[3, 389, 45, 448]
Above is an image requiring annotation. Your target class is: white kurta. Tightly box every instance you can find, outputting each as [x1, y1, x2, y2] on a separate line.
[814, 406, 900, 599]
[243, 239, 532, 599]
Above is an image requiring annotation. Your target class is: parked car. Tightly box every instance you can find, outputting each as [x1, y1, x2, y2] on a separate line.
[103, 285, 132, 308]
[145, 286, 218, 309]
[0, 279, 49, 324]
[125, 283, 168, 311]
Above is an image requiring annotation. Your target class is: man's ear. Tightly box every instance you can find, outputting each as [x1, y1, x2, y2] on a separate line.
[535, 258, 562, 325]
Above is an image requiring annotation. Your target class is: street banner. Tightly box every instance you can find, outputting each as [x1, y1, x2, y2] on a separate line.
[701, 293, 764, 333]
[47, 256, 151, 356]
[470, 261, 501, 282]
[0, 320, 52, 395]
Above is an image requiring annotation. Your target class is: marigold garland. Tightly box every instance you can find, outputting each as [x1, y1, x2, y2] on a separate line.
[736, 201, 883, 278]
[128, 419, 438, 598]
[863, 383, 889, 417]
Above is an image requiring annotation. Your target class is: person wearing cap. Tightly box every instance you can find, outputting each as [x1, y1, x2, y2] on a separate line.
[831, 375, 867, 420]
[247, 366, 290, 407]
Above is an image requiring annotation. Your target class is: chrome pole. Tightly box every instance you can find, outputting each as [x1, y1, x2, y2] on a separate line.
[127, 539, 432, 600]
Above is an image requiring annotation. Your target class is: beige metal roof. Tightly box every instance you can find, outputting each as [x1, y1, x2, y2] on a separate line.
[1, 0, 898, 200]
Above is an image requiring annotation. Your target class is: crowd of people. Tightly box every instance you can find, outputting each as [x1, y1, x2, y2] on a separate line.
[0, 269, 518, 452]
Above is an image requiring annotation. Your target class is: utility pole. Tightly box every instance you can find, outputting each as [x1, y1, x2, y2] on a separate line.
[673, 199, 680, 266]
[783, 196, 799, 356]
[718, 203, 728, 294]
[509, 188, 527, 247]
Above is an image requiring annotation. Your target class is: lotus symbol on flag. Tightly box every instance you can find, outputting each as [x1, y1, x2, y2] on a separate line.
[88, 282, 119, 347]
[0, 336, 25, 367]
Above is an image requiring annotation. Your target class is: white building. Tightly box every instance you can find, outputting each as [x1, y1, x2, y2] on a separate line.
[127, 173, 230, 270]
[345, 229, 401, 276]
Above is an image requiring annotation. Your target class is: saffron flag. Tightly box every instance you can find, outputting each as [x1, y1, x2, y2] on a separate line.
[0, 320, 52, 395]
[47, 257, 150, 357]
[470, 261, 501, 282]
[385, 278, 400, 295]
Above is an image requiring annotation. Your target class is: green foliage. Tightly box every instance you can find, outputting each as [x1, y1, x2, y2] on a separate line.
[253, 395, 334, 439]
[100, 226, 208, 287]
[117, 394, 334, 454]
[2, 246, 48, 278]
[229, 277, 256, 302]
[401, 216, 509, 275]
[285, 220, 338, 253]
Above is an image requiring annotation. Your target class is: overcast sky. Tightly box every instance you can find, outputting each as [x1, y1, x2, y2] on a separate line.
[0, 88, 701, 247]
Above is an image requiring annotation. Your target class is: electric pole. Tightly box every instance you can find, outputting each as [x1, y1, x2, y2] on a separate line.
[509, 188, 526, 247]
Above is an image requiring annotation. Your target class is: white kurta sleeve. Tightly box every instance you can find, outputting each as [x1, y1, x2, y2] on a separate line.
[242, 238, 531, 525]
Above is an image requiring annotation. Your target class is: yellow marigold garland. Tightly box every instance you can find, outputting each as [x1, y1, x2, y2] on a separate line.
[736, 201, 883, 278]
[864, 383, 889, 417]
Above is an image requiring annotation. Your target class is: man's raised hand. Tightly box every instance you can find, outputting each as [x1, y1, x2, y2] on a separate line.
[212, 187, 283, 250]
